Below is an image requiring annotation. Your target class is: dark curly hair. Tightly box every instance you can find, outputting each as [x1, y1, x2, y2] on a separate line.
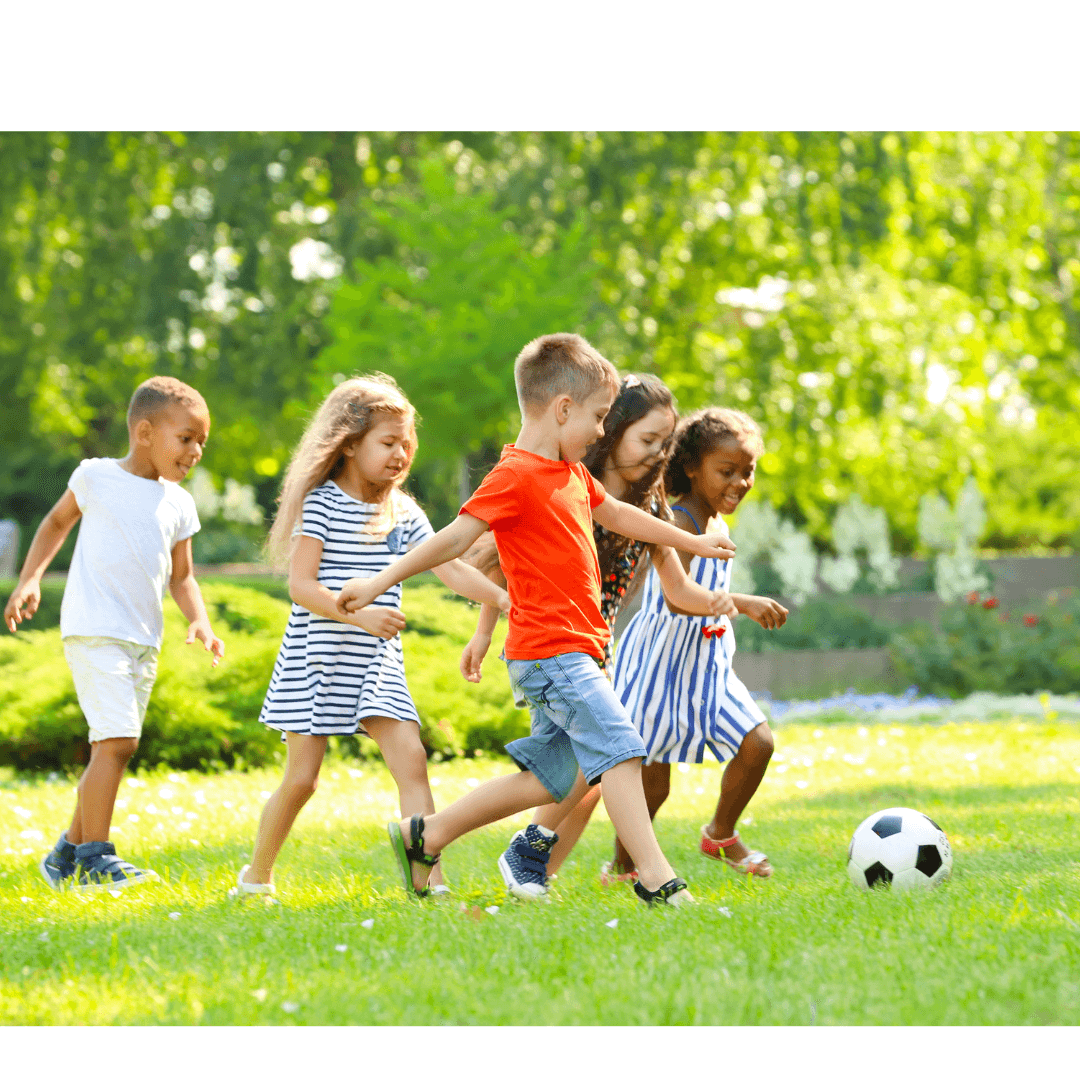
[585, 374, 677, 574]
[665, 407, 765, 499]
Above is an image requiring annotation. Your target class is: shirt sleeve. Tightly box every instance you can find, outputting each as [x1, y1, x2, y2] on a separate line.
[67, 460, 91, 510]
[579, 466, 606, 510]
[299, 488, 331, 543]
[403, 497, 435, 551]
[460, 462, 521, 530]
[176, 491, 201, 543]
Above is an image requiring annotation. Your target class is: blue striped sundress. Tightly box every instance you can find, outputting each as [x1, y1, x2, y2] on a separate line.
[612, 509, 767, 764]
[258, 481, 434, 738]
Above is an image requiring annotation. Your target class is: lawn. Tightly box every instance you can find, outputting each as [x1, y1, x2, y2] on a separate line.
[1, 716, 1078, 1026]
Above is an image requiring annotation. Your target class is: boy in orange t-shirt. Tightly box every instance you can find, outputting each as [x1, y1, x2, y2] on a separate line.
[337, 333, 735, 905]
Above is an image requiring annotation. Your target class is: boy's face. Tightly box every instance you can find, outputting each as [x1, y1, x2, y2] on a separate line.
[139, 404, 211, 482]
[558, 387, 614, 463]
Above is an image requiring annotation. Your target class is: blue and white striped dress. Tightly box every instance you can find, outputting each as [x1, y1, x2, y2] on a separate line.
[258, 481, 434, 738]
[613, 511, 767, 764]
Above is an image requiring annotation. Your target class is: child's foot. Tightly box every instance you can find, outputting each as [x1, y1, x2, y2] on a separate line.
[634, 877, 694, 907]
[388, 815, 439, 897]
[73, 841, 159, 892]
[40, 832, 77, 890]
[599, 861, 639, 887]
[700, 826, 773, 877]
[227, 864, 276, 899]
[497, 824, 557, 900]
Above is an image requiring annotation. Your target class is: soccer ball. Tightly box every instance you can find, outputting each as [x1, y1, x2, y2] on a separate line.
[846, 806, 952, 892]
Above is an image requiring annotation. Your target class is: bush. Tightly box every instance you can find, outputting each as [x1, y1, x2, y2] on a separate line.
[736, 597, 894, 652]
[0, 579, 525, 771]
[892, 588, 1080, 697]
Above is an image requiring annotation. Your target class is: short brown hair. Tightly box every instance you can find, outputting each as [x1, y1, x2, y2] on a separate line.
[513, 333, 619, 414]
[127, 376, 208, 428]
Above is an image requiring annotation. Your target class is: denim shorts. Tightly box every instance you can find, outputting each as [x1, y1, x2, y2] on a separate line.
[504, 653, 648, 801]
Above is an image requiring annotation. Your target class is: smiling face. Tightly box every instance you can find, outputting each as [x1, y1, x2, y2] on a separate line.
[341, 412, 415, 497]
[608, 405, 676, 485]
[686, 434, 759, 517]
[558, 387, 615, 463]
[139, 403, 211, 482]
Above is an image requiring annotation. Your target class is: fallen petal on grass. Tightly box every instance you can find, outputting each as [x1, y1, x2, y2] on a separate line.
[334, 943, 348, 952]
[360, 919, 375, 929]
[605, 918, 619, 929]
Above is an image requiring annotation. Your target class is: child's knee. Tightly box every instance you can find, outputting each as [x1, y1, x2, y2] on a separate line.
[284, 772, 320, 801]
[96, 736, 139, 765]
[748, 723, 774, 760]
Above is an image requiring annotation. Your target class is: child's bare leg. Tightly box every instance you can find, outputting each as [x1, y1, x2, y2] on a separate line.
[599, 757, 677, 893]
[610, 760, 670, 874]
[365, 716, 445, 888]
[396, 769, 558, 892]
[704, 723, 774, 866]
[244, 733, 327, 885]
[67, 737, 139, 845]
[545, 780, 603, 876]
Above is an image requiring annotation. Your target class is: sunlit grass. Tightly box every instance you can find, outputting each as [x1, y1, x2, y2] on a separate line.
[2, 717, 1078, 1025]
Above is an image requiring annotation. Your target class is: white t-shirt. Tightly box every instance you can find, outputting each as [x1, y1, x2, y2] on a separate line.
[60, 458, 201, 649]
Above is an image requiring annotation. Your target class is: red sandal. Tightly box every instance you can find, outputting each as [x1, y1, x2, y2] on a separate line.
[699, 827, 773, 878]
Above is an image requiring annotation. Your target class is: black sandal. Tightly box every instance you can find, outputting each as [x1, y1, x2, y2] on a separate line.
[634, 876, 693, 906]
[388, 814, 441, 898]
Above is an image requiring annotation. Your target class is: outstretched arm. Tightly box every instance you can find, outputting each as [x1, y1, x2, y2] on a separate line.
[592, 496, 736, 560]
[337, 512, 494, 615]
[4, 489, 82, 632]
[652, 545, 737, 618]
[431, 559, 510, 609]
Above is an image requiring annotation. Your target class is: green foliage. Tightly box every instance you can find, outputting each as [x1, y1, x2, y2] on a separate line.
[736, 598, 894, 653]
[0, 579, 524, 771]
[892, 589, 1080, 697]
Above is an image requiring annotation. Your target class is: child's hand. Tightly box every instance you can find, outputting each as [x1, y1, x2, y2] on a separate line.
[4, 581, 41, 633]
[460, 632, 492, 683]
[739, 595, 789, 630]
[692, 532, 737, 560]
[350, 606, 407, 640]
[495, 588, 511, 614]
[337, 577, 378, 616]
[708, 590, 738, 619]
[186, 619, 225, 666]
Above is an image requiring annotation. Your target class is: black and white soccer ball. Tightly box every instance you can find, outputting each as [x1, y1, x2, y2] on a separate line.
[847, 806, 952, 892]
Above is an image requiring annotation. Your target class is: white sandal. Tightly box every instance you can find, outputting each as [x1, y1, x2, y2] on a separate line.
[227, 864, 276, 898]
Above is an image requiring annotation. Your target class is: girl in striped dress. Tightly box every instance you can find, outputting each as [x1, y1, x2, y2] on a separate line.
[230, 376, 508, 898]
[613, 408, 788, 879]
[460, 376, 736, 897]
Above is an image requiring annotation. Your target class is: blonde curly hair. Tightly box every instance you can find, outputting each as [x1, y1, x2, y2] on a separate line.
[264, 374, 418, 568]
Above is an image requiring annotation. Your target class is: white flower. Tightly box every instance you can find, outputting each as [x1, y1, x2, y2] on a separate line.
[281, 1002, 299, 1014]
[168, 912, 181, 920]
[334, 944, 348, 953]
[485, 905, 499, 915]
[361, 919, 375, 929]
[605, 918, 619, 929]
[718, 906, 733, 918]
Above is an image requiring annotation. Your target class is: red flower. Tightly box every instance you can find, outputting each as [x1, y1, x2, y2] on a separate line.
[982, 597, 999, 609]
[967, 591, 980, 605]
[1023, 614, 1039, 627]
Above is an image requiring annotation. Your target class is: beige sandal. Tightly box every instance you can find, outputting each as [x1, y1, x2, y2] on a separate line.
[699, 828, 773, 878]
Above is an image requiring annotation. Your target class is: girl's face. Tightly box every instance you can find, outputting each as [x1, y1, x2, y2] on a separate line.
[343, 413, 413, 491]
[609, 406, 676, 484]
[686, 435, 758, 516]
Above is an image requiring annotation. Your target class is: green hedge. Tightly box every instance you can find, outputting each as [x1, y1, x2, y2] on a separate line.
[0, 580, 526, 772]
[736, 597, 894, 652]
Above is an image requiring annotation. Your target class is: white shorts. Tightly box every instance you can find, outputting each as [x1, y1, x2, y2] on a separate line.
[63, 635, 159, 743]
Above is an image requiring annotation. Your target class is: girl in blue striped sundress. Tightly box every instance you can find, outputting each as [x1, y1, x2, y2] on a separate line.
[613, 408, 789, 878]
[229, 376, 508, 900]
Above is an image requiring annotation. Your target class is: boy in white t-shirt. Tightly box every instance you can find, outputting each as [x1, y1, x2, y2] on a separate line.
[3, 376, 225, 891]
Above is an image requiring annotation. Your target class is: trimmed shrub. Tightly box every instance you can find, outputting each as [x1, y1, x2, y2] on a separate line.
[736, 597, 894, 653]
[0, 579, 525, 771]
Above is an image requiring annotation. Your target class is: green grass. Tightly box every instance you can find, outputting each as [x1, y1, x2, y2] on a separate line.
[2, 717, 1079, 1025]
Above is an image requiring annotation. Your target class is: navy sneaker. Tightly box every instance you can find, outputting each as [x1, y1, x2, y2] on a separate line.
[40, 832, 77, 889]
[497, 824, 557, 900]
[73, 841, 159, 892]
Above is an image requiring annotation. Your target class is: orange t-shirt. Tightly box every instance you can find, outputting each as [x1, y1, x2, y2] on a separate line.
[460, 445, 608, 661]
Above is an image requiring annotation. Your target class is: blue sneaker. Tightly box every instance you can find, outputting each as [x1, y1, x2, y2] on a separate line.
[73, 841, 159, 892]
[497, 824, 557, 900]
[39, 832, 77, 889]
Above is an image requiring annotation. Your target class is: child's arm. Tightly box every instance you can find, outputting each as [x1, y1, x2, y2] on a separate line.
[431, 559, 510, 609]
[730, 593, 789, 630]
[4, 490, 82, 633]
[461, 602, 503, 683]
[592, 496, 736, 561]
[337, 513, 495, 616]
[169, 537, 226, 666]
[652, 545, 738, 619]
[288, 535, 407, 639]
